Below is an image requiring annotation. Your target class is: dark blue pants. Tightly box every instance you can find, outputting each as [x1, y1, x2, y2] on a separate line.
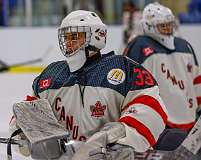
[153, 128, 188, 151]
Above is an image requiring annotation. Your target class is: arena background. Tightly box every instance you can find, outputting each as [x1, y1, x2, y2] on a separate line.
[0, 0, 201, 159]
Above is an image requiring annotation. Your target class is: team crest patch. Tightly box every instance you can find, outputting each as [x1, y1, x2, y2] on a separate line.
[39, 79, 51, 89]
[90, 101, 106, 117]
[143, 47, 154, 57]
[107, 68, 125, 85]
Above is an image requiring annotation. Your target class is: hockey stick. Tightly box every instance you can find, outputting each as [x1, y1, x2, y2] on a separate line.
[5, 129, 23, 160]
[0, 137, 28, 146]
[0, 137, 21, 145]
[0, 46, 53, 72]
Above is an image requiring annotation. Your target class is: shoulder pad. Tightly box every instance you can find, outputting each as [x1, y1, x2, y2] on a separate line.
[174, 37, 198, 65]
[125, 57, 157, 90]
[124, 35, 163, 64]
[32, 61, 70, 96]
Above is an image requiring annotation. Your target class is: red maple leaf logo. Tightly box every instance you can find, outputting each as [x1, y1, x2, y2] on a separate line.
[187, 63, 192, 73]
[90, 101, 106, 117]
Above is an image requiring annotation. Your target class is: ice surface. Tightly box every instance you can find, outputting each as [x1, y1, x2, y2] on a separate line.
[0, 73, 38, 160]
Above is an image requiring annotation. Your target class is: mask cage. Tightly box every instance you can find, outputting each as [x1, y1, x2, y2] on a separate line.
[155, 21, 175, 36]
[58, 26, 92, 57]
[152, 14, 176, 36]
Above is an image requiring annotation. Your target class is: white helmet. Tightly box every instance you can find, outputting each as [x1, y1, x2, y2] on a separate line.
[58, 10, 107, 72]
[142, 3, 176, 50]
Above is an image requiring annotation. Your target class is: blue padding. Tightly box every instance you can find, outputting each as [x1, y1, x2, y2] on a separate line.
[154, 128, 188, 151]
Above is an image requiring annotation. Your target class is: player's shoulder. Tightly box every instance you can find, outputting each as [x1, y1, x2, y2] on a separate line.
[41, 60, 69, 76]
[126, 57, 158, 90]
[34, 60, 69, 77]
[32, 60, 70, 96]
[124, 35, 162, 64]
[100, 51, 138, 71]
[101, 50, 149, 70]
[100, 51, 125, 65]
[174, 37, 194, 54]
[100, 52, 157, 90]
[129, 35, 158, 47]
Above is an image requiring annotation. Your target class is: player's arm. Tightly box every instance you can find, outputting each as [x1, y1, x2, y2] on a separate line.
[118, 86, 168, 152]
[186, 41, 201, 116]
[193, 66, 201, 118]
[116, 63, 168, 152]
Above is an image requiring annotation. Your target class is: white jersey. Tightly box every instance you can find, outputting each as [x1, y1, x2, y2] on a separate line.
[124, 35, 201, 131]
[30, 52, 167, 152]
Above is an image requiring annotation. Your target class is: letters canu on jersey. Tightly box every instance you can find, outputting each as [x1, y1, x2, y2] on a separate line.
[161, 63, 185, 90]
[54, 97, 87, 141]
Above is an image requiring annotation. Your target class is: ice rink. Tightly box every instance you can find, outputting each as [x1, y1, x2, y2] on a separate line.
[0, 25, 201, 159]
[0, 73, 37, 159]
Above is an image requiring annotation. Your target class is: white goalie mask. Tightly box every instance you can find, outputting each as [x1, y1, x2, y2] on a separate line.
[58, 10, 107, 72]
[142, 3, 176, 50]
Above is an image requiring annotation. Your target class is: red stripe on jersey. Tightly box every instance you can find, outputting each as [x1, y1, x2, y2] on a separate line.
[9, 115, 15, 124]
[193, 75, 201, 85]
[26, 95, 37, 101]
[122, 95, 167, 124]
[167, 121, 195, 131]
[197, 97, 201, 105]
[119, 116, 156, 146]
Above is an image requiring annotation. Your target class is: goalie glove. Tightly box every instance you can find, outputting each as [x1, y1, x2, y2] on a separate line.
[72, 122, 126, 160]
[89, 143, 135, 160]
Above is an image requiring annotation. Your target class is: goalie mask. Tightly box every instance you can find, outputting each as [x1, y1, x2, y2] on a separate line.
[142, 3, 176, 50]
[58, 10, 107, 72]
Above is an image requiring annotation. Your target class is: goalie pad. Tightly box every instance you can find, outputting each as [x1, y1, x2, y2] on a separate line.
[12, 99, 70, 159]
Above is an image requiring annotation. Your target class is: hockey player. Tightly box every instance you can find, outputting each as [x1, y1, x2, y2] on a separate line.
[123, 2, 201, 151]
[9, 10, 168, 160]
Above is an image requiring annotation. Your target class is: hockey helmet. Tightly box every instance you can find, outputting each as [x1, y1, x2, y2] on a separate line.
[58, 10, 107, 57]
[142, 3, 176, 50]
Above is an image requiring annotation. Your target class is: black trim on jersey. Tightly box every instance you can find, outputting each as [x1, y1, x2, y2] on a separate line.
[79, 85, 86, 108]
[185, 39, 198, 66]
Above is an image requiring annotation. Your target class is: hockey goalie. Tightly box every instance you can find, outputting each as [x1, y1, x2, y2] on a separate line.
[123, 2, 201, 159]
[7, 9, 171, 160]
